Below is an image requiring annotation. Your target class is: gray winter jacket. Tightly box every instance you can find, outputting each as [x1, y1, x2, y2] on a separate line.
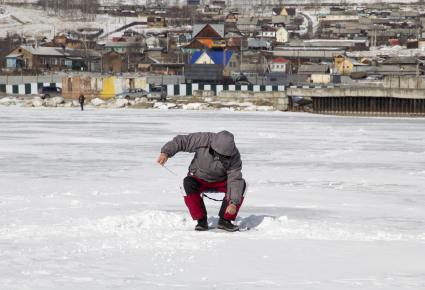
[161, 131, 244, 204]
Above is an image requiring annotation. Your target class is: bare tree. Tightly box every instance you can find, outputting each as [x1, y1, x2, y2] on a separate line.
[37, 0, 98, 19]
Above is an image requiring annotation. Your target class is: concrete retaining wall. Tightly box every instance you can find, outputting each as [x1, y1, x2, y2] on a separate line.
[384, 76, 425, 89]
[287, 87, 425, 99]
[217, 90, 288, 111]
[0, 75, 63, 85]
[0, 82, 62, 95]
[166, 83, 285, 97]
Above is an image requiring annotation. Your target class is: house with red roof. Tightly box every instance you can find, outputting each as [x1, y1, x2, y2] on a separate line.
[269, 57, 289, 73]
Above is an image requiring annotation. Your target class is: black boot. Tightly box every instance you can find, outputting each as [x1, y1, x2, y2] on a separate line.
[195, 217, 209, 231]
[217, 218, 239, 232]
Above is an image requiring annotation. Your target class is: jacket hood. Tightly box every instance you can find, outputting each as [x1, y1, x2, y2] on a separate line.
[211, 130, 235, 156]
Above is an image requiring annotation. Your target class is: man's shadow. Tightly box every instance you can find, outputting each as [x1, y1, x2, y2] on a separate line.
[207, 215, 274, 230]
[206, 206, 331, 230]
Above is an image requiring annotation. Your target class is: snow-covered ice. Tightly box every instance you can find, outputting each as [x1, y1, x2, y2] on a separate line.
[0, 107, 425, 290]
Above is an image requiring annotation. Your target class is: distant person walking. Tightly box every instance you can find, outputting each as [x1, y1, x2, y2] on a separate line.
[79, 94, 85, 111]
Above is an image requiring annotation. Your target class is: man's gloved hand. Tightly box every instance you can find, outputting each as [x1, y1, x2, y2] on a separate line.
[225, 203, 237, 215]
[157, 153, 169, 166]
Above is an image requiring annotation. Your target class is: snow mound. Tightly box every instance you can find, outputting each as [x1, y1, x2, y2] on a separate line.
[91, 98, 106, 106]
[32, 97, 44, 107]
[84, 211, 425, 242]
[45, 96, 64, 107]
[112, 98, 129, 108]
[153, 102, 178, 110]
[181, 103, 208, 110]
[93, 210, 192, 234]
[0, 97, 16, 106]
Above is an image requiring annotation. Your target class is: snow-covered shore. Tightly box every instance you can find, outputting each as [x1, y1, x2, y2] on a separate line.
[1, 107, 424, 289]
[0, 96, 277, 111]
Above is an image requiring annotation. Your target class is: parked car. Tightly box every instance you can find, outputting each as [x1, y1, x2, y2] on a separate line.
[114, 88, 148, 100]
[233, 73, 251, 85]
[147, 85, 167, 101]
[38, 86, 62, 99]
[291, 96, 312, 106]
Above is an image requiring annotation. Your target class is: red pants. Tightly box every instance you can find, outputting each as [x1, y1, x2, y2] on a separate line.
[183, 175, 244, 221]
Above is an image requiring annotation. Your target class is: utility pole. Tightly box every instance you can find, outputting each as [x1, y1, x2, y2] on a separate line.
[297, 48, 300, 84]
[240, 37, 243, 74]
[261, 0, 264, 16]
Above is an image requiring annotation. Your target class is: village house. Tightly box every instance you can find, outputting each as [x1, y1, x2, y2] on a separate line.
[276, 26, 289, 44]
[147, 16, 166, 27]
[0, 34, 21, 69]
[297, 63, 332, 84]
[261, 26, 277, 40]
[271, 7, 297, 28]
[225, 31, 246, 51]
[236, 17, 262, 36]
[6, 45, 101, 72]
[211, 0, 226, 9]
[189, 50, 233, 66]
[334, 55, 354, 76]
[300, 39, 369, 51]
[376, 56, 419, 76]
[102, 35, 147, 72]
[199, 4, 224, 16]
[238, 51, 269, 76]
[317, 6, 423, 47]
[225, 13, 238, 24]
[101, 51, 127, 74]
[247, 38, 271, 50]
[272, 7, 296, 18]
[185, 49, 234, 83]
[43, 34, 86, 50]
[298, 63, 331, 75]
[184, 23, 225, 53]
[104, 36, 145, 54]
[269, 57, 289, 73]
[187, 0, 201, 6]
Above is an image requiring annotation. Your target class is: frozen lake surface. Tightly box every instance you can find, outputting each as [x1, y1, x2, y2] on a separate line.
[1, 107, 425, 290]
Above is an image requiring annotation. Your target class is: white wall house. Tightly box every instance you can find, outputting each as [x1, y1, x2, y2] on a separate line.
[276, 26, 289, 43]
[269, 57, 289, 73]
[261, 27, 277, 39]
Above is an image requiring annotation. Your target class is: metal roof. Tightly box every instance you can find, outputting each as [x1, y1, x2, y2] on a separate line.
[6, 54, 22, 58]
[237, 17, 261, 26]
[271, 49, 345, 59]
[248, 38, 271, 48]
[192, 24, 225, 38]
[298, 64, 330, 73]
[9, 45, 101, 59]
[19, 45, 65, 56]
